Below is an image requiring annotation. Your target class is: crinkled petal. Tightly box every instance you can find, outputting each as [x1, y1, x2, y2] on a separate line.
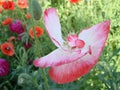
[44, 8, 64, 47]
[49, 20, 110, 84]
[33, 48, 89, 68]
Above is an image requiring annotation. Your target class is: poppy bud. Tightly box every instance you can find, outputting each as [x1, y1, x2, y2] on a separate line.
[0, 58, 10, 77]
[24, 42, 32, 49]
[17, 73, 32, 86]
[30, 0, 42, 20]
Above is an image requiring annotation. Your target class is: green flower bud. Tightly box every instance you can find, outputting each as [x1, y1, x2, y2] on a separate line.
[31, 0, 42, 20]
[17, 73, 32, 86]
[33, 71, 38, 77]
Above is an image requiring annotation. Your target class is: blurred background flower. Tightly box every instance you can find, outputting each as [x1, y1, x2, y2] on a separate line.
[0, 42, 15, 56]
[9, 20, 25, 34]
[2, 0, 15, 10]
[0, 58, 10, 77]
[29, 26, 43, 39]
[2, 17, 12, 26]
[17, 0, 28, 9]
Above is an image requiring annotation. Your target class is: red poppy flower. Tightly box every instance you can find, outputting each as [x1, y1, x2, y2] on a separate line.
[29, 26, 44, 38]
[2, 1, 15, 10]
[69, 0, 80, 3]
[26, 13, 31, 19]
[2, 17, 12, 25]
[0, 42, 15, 56]
[17, 0, 28, 9]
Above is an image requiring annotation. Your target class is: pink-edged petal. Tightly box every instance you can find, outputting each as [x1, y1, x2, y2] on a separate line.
[48, 20, 110, 84]
[49, 44, 105, 84]
[33, 48, 89, 68]
[49, 53, 97, 84]
[78, 20, 110, 47]
[44, 8, 64, 47]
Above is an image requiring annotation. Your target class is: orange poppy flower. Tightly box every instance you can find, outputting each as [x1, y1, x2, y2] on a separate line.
[0, 1, 2, 6]
[2, 17, 12, 25]
[0, 42, 15, 56]
[17, 0, 28, 9]
[0, 0, 5, 6]
[2, 0, 15, 10]
[29, 26, 44, 38]
[26, 13, 31, 19]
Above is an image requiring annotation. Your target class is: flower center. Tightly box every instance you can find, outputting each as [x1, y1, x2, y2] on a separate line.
[5, 47, 11, 51]
[67, 34, 85, 49]
[75, 39, 85, 48]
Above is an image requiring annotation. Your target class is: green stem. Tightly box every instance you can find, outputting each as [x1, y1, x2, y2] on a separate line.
[41, 68, 50, 90]
[28, 0, 50, 89]
[34, 39, 50, 90]
[35, 38, 50, 90]
[34, 31, 50, 90]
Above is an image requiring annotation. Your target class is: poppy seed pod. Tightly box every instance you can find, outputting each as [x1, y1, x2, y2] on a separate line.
[0, 58, 10, 77]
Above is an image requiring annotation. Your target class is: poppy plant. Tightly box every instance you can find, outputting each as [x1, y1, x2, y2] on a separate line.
[2, 0, 15, 10]
[17, 0, 28, 9]
[29, 26, 44, 38]
[33, 8, 110, 84]
[2, 17, 12, 25]
[0, 58, 10, 76]
[0, 42, 15, 56]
